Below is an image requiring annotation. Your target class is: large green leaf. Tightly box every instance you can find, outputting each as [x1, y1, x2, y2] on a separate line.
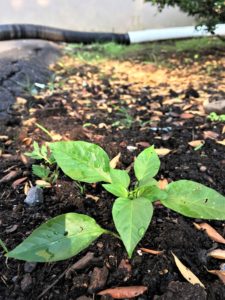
[102, 183, 128, 198]
[112, 197, 153, 257]
[49, 141, 111, 183]
[161, 180, 225, 220]
[7, 213, 106, 262]
[109, 168, 130, 188]
[134, 146, 160, 181]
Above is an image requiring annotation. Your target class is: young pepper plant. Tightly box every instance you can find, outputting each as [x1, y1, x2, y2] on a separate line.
[6, 141, 225, 262]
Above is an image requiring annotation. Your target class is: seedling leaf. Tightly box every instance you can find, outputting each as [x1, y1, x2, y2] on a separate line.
[138, 185, 167, 202]
[162, 180, 225, 220]
[49, 141, 111, 183]
[102, 183, 128, 198]
[110, 168, 130, 188]
[134, 146, 160, 181]
[112, 197, 153, 258]
[32, 165, 50, 179]
[7, 213, 106, 262]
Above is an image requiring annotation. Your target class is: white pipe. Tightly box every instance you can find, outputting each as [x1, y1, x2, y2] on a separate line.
[128, 24, 225, 44]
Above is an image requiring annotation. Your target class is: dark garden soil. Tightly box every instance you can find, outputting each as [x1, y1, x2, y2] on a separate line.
[0, 41, 225, 299]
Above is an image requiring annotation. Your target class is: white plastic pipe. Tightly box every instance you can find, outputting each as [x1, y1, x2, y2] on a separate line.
[128, 24, 225, 44]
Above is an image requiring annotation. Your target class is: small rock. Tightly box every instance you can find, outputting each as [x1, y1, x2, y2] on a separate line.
[127, 145, 137, 152]
[199, 166, 207, 172]
[20, 274, 32, 292]
[24, 262, 37, 273]
[203, 100, 225, 114]
[24, 186, 43, 206]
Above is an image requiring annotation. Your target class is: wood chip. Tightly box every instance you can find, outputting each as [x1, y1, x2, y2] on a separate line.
[65, 252, 95, 279]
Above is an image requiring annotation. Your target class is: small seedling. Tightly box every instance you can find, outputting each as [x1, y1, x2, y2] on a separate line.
[112, 107, 134, 129]
[207, 112, 225, 122]
[5, 141, 225, 262]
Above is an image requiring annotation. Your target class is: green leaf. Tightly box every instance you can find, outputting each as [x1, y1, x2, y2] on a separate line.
[138, 176, 157, 187]
[112, 197, 153, 258]
[109, 168, 130, 188]
[134, 146, 160, 181]
[137, 185, 167, 202]
[102, 183, 128, 198]
[7, 213, 106, 262]
[25, 142, 43, 160]
[49, 141, 111, 183]
[32, 165, 50, 179]
[161, 180, 225, 220]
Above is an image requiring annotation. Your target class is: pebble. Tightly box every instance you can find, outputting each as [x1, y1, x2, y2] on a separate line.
[127, 145, 137, 152]
[20, 274, 32, 292]
[24, 186, 43, 206]
[199, 165, 207, 172]
[24, 262, 37, 273]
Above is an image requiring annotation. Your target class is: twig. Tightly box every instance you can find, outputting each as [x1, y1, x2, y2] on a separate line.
[37, 266, 70, 299]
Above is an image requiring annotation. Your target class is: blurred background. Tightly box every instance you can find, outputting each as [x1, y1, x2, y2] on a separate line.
[0, 0, 195, 32]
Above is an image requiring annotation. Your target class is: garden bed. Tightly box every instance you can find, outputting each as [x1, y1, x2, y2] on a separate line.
[0, 39, 225, 299]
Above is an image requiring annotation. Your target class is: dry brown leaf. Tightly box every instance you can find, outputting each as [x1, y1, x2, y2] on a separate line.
[155, 148, 171, 156]
[163, 98, 183, 105]
[222, 126, 225, 134]
[22, 117, 37, 126]
[203, 131, 219, 140]
[22, 137, 33, 146]
[172, 252, 205, 288]
[208, 249, 225, 260]
[12, 177, 27, 189]
[20, 154, 29, 165]
[208, 270, 225, 284]
[136, 142, 150, 148]
[188, 140, 204, 148]
[193, 223, 225, 244]
[158, 179, 168, 190]
[140, 248, 164, 255]
[97, 286, 148, 299]
[85, 194, 99, 202]
[0, 135, 9, 141]
[35, 180, 51, 188]
[0, 170, 19, 183]
[217, 140, 225, 146]
[24, 182, 30, 195]
[50, 133, 63, 141]
[110, 153, 121, 169]
[180, 113, 194, 119]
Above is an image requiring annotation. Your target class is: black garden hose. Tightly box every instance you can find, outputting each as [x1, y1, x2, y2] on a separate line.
[0, 24, 130, 44]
